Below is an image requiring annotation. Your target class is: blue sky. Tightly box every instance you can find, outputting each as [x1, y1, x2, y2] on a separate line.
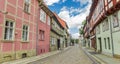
[44, 0, 92, 38]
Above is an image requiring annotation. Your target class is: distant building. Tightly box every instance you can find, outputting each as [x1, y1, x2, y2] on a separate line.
[50, 13, 64, 51]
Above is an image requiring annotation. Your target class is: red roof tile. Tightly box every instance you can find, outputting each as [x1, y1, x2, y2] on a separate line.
[53, 13, 67, 29]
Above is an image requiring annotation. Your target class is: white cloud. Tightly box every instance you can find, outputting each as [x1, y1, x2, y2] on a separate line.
[62, 0, 67, 2]
[72, 33, 80, 39]
[58, 1, 91, 38]
[73, 0, 92, 6]
[58, 3, 91, 28]
[44, 0, 60, 6]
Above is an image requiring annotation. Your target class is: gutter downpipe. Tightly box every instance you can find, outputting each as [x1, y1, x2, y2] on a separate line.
[36, 5, 39, 56]
[109, 16, 114, 57]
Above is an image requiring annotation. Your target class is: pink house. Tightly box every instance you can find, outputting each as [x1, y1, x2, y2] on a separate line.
[0, 0, 40, 63]
[37, 2, 53, 55]
[0, 0, 53, 63]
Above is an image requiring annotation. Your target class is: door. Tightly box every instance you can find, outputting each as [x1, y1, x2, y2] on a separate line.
[57, 39, 60, 50]
[98, 38, 102, 53]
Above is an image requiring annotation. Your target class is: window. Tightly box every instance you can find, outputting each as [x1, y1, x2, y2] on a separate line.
[24, 0, 31, 13]
[4, 20, 14, 40]
[108, 37, 111, 50]
[102, 19, 109, 32]
[105, 19, 109, 31]
[40, 9, 46, 23]
[104, 38, 107, 49]
[113, 12, 119, 28]
[22, 25, 29, 41]
[39, 30, 45, 41]
[48, 16, 50, 25]
[102, 22, 105, 32]
[51, 37, 55, 45]
[96, 25, 100, 34]
[108, 0, 111, 2]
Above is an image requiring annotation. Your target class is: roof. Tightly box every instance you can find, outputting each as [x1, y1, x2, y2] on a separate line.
[53, 13, 68, 29]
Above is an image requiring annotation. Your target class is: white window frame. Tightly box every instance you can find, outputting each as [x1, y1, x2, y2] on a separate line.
[40, 9, 46, 23]
[113, 12, 119, 28]
[4, 20, 14, 40]
[51, 37, 55, 45]
[22, 25, 29, 41]
[24, 0, 31, 13]
[48, 16, 50, 25]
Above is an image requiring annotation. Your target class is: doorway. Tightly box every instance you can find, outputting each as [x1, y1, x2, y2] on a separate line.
[57, 39, 60, 50]
[98, 38, 102, 53]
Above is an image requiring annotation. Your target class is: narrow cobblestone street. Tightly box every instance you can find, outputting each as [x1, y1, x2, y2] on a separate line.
[28, 45, 95, 64]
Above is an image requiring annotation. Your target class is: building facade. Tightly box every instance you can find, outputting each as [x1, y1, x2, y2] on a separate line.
[50, 13, 64, 51]
[36, 1, 53, 55]
[86, 0, 120, 58]
[0, 0, 39, 63]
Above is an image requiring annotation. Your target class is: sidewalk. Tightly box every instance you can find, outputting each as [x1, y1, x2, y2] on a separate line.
[2, 47, 71, 64]
[83, 47, 120, 64]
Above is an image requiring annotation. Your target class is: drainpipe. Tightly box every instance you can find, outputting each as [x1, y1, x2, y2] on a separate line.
[109, 16, 114, 57]
[36, 8, 39, 56]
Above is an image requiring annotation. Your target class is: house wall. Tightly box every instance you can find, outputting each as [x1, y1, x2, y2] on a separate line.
[37, 9, 50, 55]
[50, 17, 64, 51]
[0, 0, 38, 63]
[111, 10, 120, 58]
[50, 32, 57, 51]
[96, 17, 113, 56]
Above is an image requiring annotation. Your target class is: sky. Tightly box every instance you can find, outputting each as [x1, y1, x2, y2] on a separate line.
[44, 0, 92, 39]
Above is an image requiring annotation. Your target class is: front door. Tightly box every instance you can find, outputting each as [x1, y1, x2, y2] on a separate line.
[57, 39, 60, 50]
[98, 38, 102, 53]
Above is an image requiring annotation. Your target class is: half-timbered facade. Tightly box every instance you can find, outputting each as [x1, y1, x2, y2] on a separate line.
[87, 0, 120, 58]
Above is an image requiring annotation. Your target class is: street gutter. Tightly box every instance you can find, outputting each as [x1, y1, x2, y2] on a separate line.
[81, 47, 106, 64]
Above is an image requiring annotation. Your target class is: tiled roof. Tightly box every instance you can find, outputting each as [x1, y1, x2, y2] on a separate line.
[53, 13, 67, 29]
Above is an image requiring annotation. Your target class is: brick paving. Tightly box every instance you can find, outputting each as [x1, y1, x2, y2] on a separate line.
[28, 45, 93, 64]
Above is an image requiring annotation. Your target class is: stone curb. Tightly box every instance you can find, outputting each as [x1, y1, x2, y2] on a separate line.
[2, 51, 60, 64]
[82, 47, 106, 64]
[2, 47, 71, 64]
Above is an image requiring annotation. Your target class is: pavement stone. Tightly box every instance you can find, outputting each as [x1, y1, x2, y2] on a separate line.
[2, 47, 71, 64]
[84, 47, 120, 64]
[28, 45, 94, 64]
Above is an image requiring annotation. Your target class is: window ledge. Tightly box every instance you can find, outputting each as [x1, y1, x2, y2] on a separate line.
[39, 39, 44, 41]
[1, 40, 14, 42]
[21, 41, 30, 43]
[24, 10, 30, 15]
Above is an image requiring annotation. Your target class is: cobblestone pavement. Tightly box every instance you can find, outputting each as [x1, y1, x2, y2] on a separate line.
[28, 45, 95, 64]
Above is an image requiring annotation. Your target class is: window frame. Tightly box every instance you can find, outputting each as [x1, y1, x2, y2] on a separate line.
[24, 0, 31, 13]
[104, 38, 107, 49]
[40, 9, 46, 23]
[39, 30, 45, 41]
[22, 25, 29, 42]
[113, 12, 119, 28]
[47, 16, 51, 25]
[3, 20, 15, 41]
